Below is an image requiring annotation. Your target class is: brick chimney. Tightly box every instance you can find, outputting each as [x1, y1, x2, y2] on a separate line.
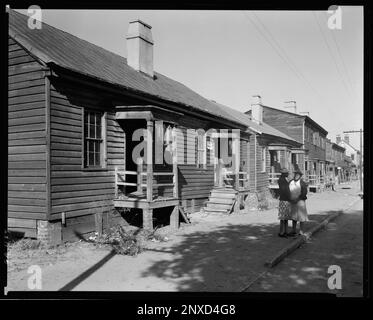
[336, 134, 341, 144]
[251, 95, 263, 124]
[344, 134, 350, 144]
[126, 20, 154, 78]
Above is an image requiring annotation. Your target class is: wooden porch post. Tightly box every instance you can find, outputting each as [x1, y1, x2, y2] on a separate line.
[143, 208, 153, 231]
[114, 166, 118, 199]
[233, 132, 240, 190]
[170, 205, 179, 230]
[143, 121, 154, 231]
[137, 158, 143, 194]
[172, 127, 178, 199]
[146, 120, 153, 202]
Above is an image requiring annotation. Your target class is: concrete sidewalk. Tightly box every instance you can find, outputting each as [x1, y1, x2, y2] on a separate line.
[7, 181, 361, 292]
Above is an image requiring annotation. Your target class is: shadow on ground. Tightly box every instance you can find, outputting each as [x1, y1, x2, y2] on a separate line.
[249, 209, 363, 295]
[138, 210, 348, 291]
[55, 207, 360, 292]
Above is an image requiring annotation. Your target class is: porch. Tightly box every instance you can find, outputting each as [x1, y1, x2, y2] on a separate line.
[113, 106, 181, 231]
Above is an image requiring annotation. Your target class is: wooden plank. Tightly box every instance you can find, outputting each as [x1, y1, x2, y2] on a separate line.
[51, 176, 111, 185]
[8, 183, 46, 191]
[9, 55, 36, 66]
[8, 123, 45, 134]
[8, 197, 46, 206]
[8, 153, 46, 161]
[51, 188, 113, 199]
[8, 48, 30, 59]
[51, 182, 113, 192]
[8, 93, 45, 105]
[8, 218, 37, 229]
[51, 136, 81, 145]
[8, 62, 43, 75]
[51, 170, 113, 178]
[8, 169, 46, 177]
[50, 101, 82, 115]
[51, 108, 82, 120]
[8, 176, 47, 184]
[51, 150, 81, 158]
[8, 211, 46, 220]
[51, 129, 82, 139]
[52, 194, 113, 206]
[9, 116, 46, 127]
[8, 204, 47, 213]
[8, 161, 46, 169]
[8, 85, 45, 98]
[8, 145, 46, 154]
[8, 227, 37, 238]
[9, 70, 45, 84]
[8, 191, 46, 199]
[51, 200, 113, 214]
[50, 157, 82, 165]
[51, 115, 81, 127]
[50, 122, 81, 133]
[8, 108, 45, 121]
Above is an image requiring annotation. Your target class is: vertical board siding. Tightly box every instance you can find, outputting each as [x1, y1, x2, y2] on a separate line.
[49, 79, 125, 219]
[8, 37, 47, 224]
[304, 123, 327, 162]
[262, 107, 304, 144]
[248, 134, 270, 192]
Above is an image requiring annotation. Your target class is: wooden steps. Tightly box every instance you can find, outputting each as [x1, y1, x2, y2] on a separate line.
[203, 187, 238, 215]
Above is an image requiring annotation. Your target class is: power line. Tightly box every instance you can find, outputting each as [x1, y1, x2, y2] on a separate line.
[251, 12, 323, 101]
[329, 29, 358, 99]
[312, 11, 354, 101]
[242, 12, 322, 102]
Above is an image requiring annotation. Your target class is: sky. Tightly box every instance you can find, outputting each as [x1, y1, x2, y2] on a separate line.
[16, 8, 364, 149]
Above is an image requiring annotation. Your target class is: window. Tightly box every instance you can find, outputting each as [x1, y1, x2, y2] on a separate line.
[84, 110, 106, 168]
[351, 154, 355, 161]
[313, 131, 319, 146]
[261, 147, 266, 172]
[196, 130, 206, 168]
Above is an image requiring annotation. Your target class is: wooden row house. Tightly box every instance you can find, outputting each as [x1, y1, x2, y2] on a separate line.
[247, 104, 329, 191]
[336, 134, 360, 180]
[8, 10, 300, 242]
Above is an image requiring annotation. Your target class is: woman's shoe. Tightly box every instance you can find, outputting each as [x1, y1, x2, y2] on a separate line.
[278, 233, 287, 238]
[286, 232, 297, 237]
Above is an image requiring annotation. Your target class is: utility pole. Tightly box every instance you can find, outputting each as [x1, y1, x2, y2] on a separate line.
[343, 129, 363, 192]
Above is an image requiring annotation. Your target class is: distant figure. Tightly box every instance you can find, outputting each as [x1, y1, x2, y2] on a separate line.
[289, 170, 309, 236]
[277, 168, 292, 238]
[330, 175, 336, 191]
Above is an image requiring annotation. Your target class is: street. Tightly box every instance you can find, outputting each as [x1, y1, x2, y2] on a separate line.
[7, 181, 363, 293]
[248, 197, 363, 296]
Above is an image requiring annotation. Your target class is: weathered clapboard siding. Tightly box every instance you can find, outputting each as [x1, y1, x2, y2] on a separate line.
[304, 122, 327, 162]
[49, 78, 124, 220]
[248, 134, 270, 192]
[8, 37, 47, 225]
[262, 107, 304, 144]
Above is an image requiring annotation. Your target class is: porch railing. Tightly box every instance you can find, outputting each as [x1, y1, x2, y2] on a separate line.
[238, 172, 249, 189]
[218, 169, 249, 189]
[306, 174, 326, 186]
[114, 167, 177, 201]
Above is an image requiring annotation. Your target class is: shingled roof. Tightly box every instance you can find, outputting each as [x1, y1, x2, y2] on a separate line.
[9, 10, 300, 147]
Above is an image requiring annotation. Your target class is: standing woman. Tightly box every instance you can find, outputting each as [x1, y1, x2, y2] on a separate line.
[278, 168, 292, 237]
[289, 170, 309, 235]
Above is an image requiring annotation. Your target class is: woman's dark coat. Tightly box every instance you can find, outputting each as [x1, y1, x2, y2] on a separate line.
[278, 175, 290, 201]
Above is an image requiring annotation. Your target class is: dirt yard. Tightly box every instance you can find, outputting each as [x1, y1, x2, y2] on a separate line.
[6, 182, 361, 292]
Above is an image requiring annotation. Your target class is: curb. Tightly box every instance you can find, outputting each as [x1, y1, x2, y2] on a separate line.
[264, 197, 361, 269]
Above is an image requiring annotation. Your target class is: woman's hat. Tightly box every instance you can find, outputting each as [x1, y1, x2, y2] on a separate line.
[293, 170, 303, 176]
[280, 168, 289, 174]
